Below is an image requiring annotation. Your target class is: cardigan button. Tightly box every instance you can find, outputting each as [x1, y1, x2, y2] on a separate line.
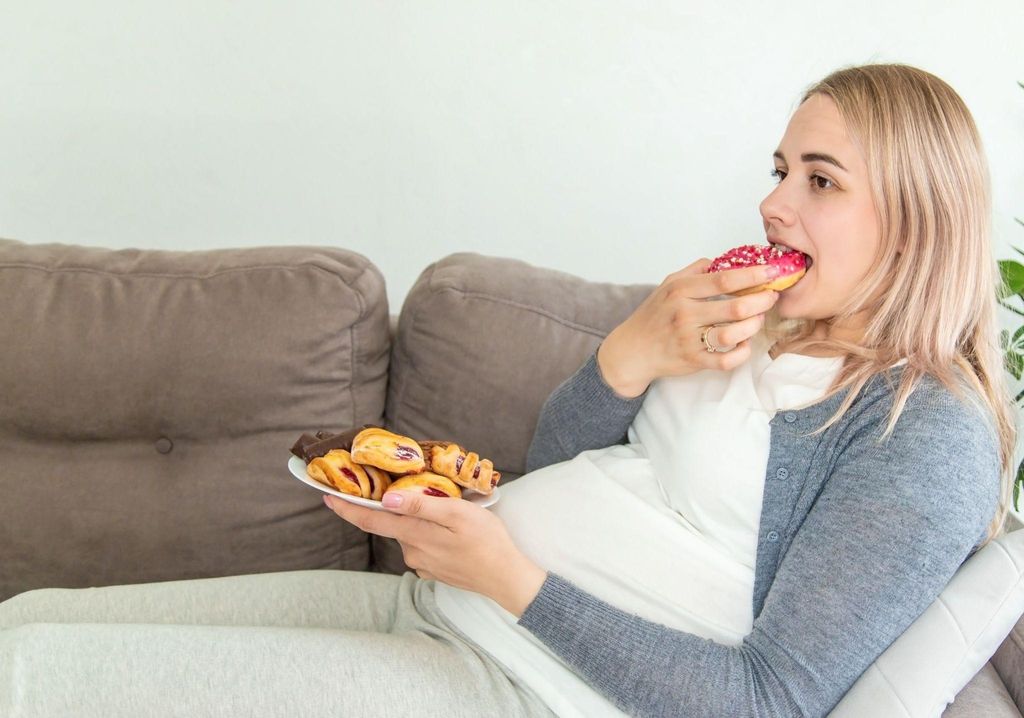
[784, 412, 797, 423]
[775, 467, 789, 480]
[766, 531, 780, 542]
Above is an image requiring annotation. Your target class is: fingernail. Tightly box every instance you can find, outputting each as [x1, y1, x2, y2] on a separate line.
[765, 265, 780, 279]
[323, 495, 333, 509]
[382, 493, 403, 508]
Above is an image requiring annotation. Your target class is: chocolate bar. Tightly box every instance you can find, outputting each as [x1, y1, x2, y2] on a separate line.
[291, 424, 381, 464]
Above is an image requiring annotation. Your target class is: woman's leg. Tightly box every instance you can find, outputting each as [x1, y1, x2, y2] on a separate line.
[0, 570, 403, 632]
[0, 572, 555, 718]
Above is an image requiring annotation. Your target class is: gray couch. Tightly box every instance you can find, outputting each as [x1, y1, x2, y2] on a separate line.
[0, 239, 1020, 716]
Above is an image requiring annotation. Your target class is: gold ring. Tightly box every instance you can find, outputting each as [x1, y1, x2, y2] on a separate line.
[700, 325, 722, 353]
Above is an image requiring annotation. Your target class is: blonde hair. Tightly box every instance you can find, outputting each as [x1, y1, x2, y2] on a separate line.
[764, 63, 1016, 539]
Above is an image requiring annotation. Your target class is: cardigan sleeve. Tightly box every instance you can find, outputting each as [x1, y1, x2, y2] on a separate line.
[517, 398, 1001, 717]
[524, 351, 648, 473]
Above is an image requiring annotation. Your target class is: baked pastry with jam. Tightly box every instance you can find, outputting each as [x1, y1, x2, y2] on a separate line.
[350, 428, 426, 474]
[307, 449, 392, 500]
[419, 441, 501, 495]
[389, 472, 462, 498]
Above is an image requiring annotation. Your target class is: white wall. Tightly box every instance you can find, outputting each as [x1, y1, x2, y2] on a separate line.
[1, 0, 1022, 313]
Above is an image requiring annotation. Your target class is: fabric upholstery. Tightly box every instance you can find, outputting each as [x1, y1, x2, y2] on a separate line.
[993, 613, 1024, 710]
[941, 662, 1022, 717]
[0, 239, 390, 601]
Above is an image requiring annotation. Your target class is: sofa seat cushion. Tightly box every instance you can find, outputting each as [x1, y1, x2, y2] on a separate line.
[993, 611, 1024, 710]
[0, 240, 390, 601]
[941, 662, 1022, 717]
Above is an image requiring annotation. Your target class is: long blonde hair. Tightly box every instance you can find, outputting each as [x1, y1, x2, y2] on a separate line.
[764, 63, 1016, 539]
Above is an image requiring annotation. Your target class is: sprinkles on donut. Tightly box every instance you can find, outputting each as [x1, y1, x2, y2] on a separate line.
[705, 243, 809, 296]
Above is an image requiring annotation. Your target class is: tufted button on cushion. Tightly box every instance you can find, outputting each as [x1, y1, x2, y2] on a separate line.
[154, 437, 173, 454]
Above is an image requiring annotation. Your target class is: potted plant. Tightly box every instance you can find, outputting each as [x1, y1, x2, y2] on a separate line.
[998, 235, 1024, 513]
[996, 81, 1024, 517]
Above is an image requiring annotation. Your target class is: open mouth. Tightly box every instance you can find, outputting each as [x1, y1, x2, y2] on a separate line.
[770, 242, 813, 270]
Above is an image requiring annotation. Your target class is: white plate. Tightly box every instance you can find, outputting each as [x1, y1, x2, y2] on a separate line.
[288, 455, 500, 511]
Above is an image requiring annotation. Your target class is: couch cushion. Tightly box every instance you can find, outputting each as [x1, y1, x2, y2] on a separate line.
[993, 613, 1024, 710]
[377, 252, 652, 572]
[941, 662, 1022, 718]
[0, 239, 390, 601]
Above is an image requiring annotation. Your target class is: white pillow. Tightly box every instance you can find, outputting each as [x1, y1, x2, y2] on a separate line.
[829, 528, 1024, 717]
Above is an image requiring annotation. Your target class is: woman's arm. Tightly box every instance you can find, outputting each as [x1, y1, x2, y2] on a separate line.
[524, 351, 647, 473]
[518, 399, 1001, 717]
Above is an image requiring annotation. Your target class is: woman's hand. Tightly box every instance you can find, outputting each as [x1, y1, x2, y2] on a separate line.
[323, 492, 547, 618]
[597, 259, 780, 397]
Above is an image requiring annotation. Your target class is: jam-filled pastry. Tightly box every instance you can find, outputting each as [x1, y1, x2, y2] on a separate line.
[388, 472, 462, 499]
[350, 428, 426, 474]
[363, 464, 392, 501]
[418, 441, 500, 495]
[306, 449, 372, 497]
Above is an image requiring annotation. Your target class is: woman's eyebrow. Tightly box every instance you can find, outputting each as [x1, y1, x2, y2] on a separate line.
[772, 150, 848, 172]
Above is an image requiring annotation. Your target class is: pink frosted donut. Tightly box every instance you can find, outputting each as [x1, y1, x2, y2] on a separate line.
[705, 244, 808, 296]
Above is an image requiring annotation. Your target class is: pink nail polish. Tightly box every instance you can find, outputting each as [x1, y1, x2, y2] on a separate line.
[382, 493, 403, 508]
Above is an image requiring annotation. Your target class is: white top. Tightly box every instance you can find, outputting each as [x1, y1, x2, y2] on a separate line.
[434, 332, 847, 717]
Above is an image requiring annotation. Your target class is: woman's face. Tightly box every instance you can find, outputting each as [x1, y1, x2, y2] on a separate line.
[759, 93, 881, 332]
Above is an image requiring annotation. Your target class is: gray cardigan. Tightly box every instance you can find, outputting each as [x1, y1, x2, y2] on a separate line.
[517, 353, 1000, 718]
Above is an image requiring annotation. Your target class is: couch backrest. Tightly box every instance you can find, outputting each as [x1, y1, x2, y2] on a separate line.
[0, 240, 390, 600]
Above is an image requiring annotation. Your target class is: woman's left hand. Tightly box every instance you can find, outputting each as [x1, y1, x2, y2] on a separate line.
[323, 491, 547, 618]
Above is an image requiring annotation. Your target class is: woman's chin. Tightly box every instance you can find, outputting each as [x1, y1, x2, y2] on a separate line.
[773, 276, 808, 319]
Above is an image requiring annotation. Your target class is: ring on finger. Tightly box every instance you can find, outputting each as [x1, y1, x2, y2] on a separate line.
[700, 324, 728, 353]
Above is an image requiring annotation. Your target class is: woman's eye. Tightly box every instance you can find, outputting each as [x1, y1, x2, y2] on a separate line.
[770, 168, 786, 182]
[813, 174, 834, 190]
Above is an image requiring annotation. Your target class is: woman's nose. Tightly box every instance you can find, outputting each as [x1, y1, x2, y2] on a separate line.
[759, 184, 796, 228]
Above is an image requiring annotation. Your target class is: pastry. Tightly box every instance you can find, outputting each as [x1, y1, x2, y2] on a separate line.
[418, 440, 501, 495]
[363, 464, 392, 501]
[705, 243, 808, 295]
[306, 449, 371, 497]
[351, 427, 426, 474]
[388, 472, 462, 498]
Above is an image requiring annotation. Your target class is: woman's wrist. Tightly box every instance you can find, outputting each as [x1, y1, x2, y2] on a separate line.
[596, 333, 651, 399]
[491, 555, 548, 618]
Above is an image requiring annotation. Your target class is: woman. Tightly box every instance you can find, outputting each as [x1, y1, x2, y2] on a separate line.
[0, 64, 1013, 718]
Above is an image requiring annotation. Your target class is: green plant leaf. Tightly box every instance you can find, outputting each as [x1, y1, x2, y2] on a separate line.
[1006, 350, 1024, 380]
[998, 259, 1024, 297]
[999, 299, 1024, 318]
[1015, 458, 1023, 511]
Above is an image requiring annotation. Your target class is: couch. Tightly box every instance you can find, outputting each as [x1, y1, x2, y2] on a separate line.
[1, 239, 1021, 716]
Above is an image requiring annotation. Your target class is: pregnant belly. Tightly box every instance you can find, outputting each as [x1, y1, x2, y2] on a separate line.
[496, 445, 756, 644]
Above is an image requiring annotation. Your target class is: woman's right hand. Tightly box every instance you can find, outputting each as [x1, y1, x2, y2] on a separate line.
[596, 258, 781, 397]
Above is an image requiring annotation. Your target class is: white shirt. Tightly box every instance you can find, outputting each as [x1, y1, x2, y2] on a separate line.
[434, 333, 847, 717]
